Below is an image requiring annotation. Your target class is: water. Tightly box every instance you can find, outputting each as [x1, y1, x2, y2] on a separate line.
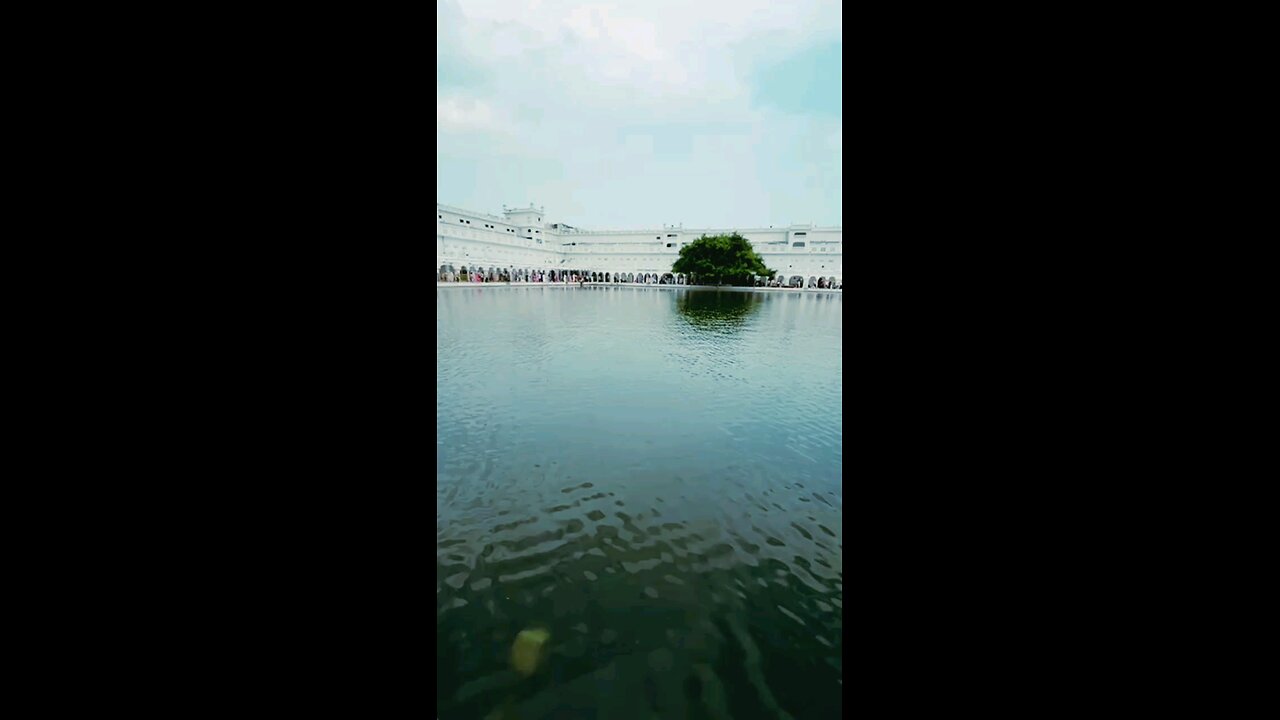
[437, 286, 842, 719]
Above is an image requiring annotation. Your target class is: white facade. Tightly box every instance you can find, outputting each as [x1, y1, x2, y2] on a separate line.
[437, 202, 842, 287]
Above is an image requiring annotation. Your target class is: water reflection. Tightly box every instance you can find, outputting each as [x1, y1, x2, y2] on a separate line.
[438, 286, 841, 719]
[675, 290, 764, 332]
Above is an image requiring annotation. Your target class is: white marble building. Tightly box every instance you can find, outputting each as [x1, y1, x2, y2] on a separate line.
[437, 202, 842, 288]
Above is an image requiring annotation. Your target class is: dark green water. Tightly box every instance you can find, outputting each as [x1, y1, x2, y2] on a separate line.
[437, 286, 842, 719]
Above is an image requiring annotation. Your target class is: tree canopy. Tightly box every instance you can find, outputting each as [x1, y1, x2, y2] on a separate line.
[671, 233, 775, 286]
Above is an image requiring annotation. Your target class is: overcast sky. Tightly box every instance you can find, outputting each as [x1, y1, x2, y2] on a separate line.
[437, 0, 842, 230]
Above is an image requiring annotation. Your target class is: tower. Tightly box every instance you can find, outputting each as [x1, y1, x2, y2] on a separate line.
[503, 204, 546, 229]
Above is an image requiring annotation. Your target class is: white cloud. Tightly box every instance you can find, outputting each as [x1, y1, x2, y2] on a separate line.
[436, 96, 507, 134]
[437, 0, 842, 227]
[439, 0, 839, 116]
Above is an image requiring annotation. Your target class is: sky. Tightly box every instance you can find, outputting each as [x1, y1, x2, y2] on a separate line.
[437, 0, 842, 230]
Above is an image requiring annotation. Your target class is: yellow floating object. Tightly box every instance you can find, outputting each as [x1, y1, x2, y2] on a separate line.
[511, 628, 550, 676]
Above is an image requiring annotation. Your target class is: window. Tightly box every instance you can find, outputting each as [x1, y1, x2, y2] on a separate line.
[667, 234, 677, 238]
[792, 242, 806, 248]
[794, 232, 806, 237]
[666, 243, 675, 248]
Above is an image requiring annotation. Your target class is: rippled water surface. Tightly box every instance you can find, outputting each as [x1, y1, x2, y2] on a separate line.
[437, 286, 842, 719]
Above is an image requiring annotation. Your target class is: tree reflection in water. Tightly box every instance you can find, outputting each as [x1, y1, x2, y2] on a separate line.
[675, 290, 764, 332]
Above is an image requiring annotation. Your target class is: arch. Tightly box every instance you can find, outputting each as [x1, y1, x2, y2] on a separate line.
[660, 272, 674, 285]
[788, 275, 804, 287]
[627, 273, 635, 282]
[808, 276, 818, 288]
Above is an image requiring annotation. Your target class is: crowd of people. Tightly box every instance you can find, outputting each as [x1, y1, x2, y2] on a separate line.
[437, 269, 676, 284]
[437, 269, 591, 283]
[755, 276, 842, 290]
[437, 268, 841, 289]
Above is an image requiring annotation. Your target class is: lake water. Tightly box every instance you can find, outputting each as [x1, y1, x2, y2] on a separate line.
[437, 286, 842, 719]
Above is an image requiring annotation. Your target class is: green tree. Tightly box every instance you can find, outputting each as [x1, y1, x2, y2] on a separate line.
[671, 233, 776, 286]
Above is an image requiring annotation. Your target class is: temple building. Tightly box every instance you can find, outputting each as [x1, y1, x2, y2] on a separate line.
[437, 202, 841, 288]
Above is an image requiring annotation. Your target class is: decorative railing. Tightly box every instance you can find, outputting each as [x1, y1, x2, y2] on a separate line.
[438, 202, 842, 235]
[436, 203, 510, 223]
